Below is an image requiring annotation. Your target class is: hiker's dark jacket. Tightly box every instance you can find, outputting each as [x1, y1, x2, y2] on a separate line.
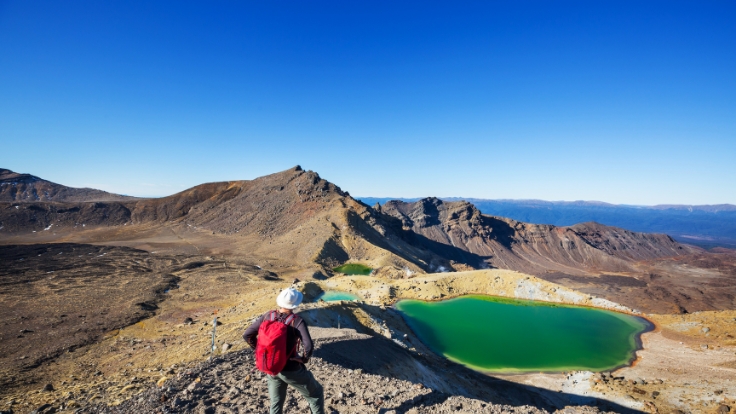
[243, 310, 314, 372]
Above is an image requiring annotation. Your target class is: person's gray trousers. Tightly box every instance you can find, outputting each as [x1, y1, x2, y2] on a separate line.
[267, 364, 325, 414]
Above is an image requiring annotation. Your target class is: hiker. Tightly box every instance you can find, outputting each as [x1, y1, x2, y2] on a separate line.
[243, 288, 324, 414]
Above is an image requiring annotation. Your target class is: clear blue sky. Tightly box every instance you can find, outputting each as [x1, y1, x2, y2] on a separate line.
[1, 1, 734, 204]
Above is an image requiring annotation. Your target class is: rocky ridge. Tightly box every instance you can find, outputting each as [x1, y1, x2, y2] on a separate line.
[0, 168, 696, 280]
[75, 329, 613, 414]
[378, 198, 693, 276]
[0, 169, 135, 203]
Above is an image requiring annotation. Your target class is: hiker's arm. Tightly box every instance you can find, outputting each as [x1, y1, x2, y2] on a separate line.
[295, 320, 314, 363]
[243, 314, 265, 348]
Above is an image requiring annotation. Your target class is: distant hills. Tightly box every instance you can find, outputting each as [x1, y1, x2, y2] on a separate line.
[0, 169, 135, 203]
[359, 197, 736, 249]
[3, 166, 733, 251]
[0, 166, 698, 278]
[376, 197, 691, 276]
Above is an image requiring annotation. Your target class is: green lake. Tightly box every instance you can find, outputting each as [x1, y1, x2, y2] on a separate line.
[396, 295, 651, 373]
[332, 263, 372, 276]
[316, 291, 360, 302]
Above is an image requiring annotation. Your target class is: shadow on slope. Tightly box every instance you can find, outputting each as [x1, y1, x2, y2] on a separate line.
[315, 333, 643, 414]
[481, 215, 516, 249]
[345, 208, 491, 271]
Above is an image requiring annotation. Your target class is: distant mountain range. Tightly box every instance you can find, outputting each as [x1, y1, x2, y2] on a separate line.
[0, 167, 698, 277]
[3, 166, 733, 249]
[359, 197, 736, 248]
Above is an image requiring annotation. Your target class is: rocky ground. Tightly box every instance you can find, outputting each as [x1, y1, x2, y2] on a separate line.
[19, 328, 621, 414]
[537, 249, 736, 314]
[1, 239, 735, 414]
[0, 243, 181, 392]
[4, 269, 735, 413]
[0, 243, 291, 411]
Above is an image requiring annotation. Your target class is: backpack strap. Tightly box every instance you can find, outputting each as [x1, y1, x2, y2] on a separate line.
[269, 310, 277, 321]
[283, 313, 301, 359]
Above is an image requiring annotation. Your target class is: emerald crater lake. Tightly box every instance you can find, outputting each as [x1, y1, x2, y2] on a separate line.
[396, 295, 651, 373]
[315, 290, 360, 302]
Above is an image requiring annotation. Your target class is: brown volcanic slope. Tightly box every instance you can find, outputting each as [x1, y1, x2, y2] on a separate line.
[0, 167, 449, 277]
[4, 166, 722, 315]
[1, 167, 697, 280]
[0, 243, 179, 392]
[378, 197, 694, 276]
[0, 168, 136, 203]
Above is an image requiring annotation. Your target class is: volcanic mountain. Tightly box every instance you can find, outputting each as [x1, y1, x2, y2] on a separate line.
[0, 166, 696, 280]
[0, 168, 135, 203]
[377, 198, 693, 275]
[0, 167, 443, 277]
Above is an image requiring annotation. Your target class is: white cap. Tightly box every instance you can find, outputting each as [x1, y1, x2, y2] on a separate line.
[276, 288, 303, 309]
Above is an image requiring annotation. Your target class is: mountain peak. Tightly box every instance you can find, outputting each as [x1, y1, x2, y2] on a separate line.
[0, 168, 35, 181]
[0, 168, 133, 203]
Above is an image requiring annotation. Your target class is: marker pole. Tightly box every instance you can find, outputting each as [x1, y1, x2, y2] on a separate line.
[211, 316, 217, 355]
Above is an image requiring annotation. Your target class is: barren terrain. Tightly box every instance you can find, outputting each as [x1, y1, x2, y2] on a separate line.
[1, 167, 735, 414]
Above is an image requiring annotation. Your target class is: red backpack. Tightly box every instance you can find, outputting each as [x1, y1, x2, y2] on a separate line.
[255, 311, 299, 375]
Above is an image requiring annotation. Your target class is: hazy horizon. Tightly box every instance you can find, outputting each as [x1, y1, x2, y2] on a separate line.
[5, 164, 735, 208]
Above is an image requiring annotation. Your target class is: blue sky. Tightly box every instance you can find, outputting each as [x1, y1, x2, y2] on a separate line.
[1, 1, 734, 204]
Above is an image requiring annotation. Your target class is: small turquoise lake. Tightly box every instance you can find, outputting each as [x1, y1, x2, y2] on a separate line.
[316, 291, 360, 302]
[396, 295, 651, 373]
